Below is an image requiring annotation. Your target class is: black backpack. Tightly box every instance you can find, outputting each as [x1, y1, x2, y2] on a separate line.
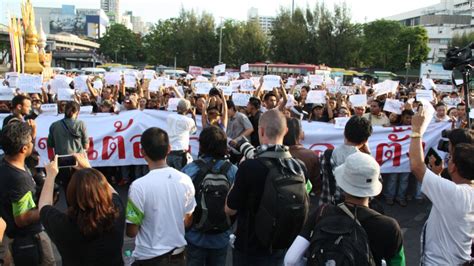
[192, 159, 232, 234]
[254, 156, 309, 250]
[307, 203, 379, 266]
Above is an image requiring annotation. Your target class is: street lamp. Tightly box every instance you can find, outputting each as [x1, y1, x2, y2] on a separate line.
[404, 44, 411, 85]
[218, 17, 224, 64]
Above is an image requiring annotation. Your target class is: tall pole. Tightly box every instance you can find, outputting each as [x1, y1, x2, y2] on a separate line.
[405, 44, 411, 85]
[174, 54, 177, 70]
[292, 0, 295, 15]
[218, 17, 223, 64]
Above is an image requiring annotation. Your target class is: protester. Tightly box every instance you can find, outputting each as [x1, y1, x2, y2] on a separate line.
[363, 100, 390, 126]
[166, 99, 197, 170]
[225, 109, 309, 266]
[126, 127, 196, 265]
[226, 100, 253, 141]
[285, 152, 405, 266]
[246, 97, 263, 147]
[181, 126, 237, 266]
[410, 106, 474, 265]
[319, 116, 373, 205]
[39, 153, 125, 265]
[0, 122, 55, 265]
[47, 101, 89, 191]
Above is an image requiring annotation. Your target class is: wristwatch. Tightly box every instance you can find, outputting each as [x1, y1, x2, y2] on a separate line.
[410, 132, 422, 138]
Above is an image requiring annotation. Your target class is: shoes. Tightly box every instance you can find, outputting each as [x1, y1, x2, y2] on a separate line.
[385, 198, 394, 205]
[396, 199, 408, 207]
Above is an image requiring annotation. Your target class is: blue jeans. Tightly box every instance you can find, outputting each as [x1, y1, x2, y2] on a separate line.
[384, 172, 410, 200]
[186, 243, 228, 266]
[415, 181, 423, 199]
[232, 248, 286, 266]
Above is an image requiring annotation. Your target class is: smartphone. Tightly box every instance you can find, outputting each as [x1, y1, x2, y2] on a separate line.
[424, 148, 442, 166]
[57, 155, 77, 168]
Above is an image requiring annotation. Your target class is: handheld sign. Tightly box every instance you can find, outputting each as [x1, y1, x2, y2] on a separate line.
[383, 99, 404, 115]
[93, 80, 103, 90]
[218, 85, 234, 96]
[18, 74, 43, 94]
[6, 72, 19, 88]
[79, 105, 94, 114]
[57, 89, 75, 101]
[214, 64, 226, 75]
[232, 93, 251, 107]
[286, 78, 297, 88]
[104, 72, 121, 86]
[373, 80, 399, 97]
[124, 74, 136, 88]
[195, 82, 213, 95]
[334, 117, 351, 129]
[416, 89, 434, 102]
[167, 98, 181, 111]
[74, 75, 89, 93]
[262, 75, 281, 91]
[306, 90, 326, 104]
[0, 86, 14, 101]
[40, 104, 58, 116]
[164, 79, 178, 87]
[349, 94, 367, 107]
[240, 63, 250, 73]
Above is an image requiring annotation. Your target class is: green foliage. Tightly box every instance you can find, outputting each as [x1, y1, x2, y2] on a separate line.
[451, 32, 474, 48]
[98, 24, 142, 63]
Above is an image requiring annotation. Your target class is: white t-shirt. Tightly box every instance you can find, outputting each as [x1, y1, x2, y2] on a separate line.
[421, 169, 474, 265]
[127, 167, 196, 260]
[166, 113, 197, 151]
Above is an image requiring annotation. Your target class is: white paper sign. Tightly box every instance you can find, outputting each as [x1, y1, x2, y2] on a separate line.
[164, 79, 178, 87]
[373, 80, 399, 97]
[416, 89, 434, 102]
[196, 76, 208, 82]
[218, 86, 234, 96]
[309, 75, 324, 86]
[143, 70, 156, 80]
[334, 117, 351, 129]
[74, 75, 89, 93]
[349, 94, 367, 107]
[104, 72, 121, 86]
[240, 79, 254, 91]
[0, 86, 14, 101]
[79, 105, 93, 114]
[57, 89, 75, 101]
[167, 98, 181, 111]
[93, 80, 103, 90]
[232, 93, 251, 107]
[383, 99, 404, 115]
[148, 79, 162, 92]
[216, 76, 229, 83]
[263, 75, 281, 91]
[285, 94, 296, 108]
[18, 74, 43, 93]
[454, 79, 463, 86]
[240, 63, 249, 73]
[195, 82, 213, 95]
[435, 84, 453, 93]
[353, 78, 365, 85]
[214, 64, 226, 75]
[286, 78, 296, 88]
[306, 90, 327, 104]
[231, 80, 242, 91]
[50, 77, 71, 94]
[124, 74, 136, 88]
[6, 72, 19, 88]
[40, 104, 58, 115]
[422, 78, 436, 90]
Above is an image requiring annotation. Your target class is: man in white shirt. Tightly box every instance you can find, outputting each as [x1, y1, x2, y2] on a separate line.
[126, 127, 196, 265]
[166, 99, 197, 170]
[363, 100, 390, 126]
[410, 106, 474, 266]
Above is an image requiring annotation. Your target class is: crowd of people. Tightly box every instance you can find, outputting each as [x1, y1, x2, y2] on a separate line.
[0, 70, 473, 266]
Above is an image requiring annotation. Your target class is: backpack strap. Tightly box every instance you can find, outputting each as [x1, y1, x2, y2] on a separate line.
[323, 149, 336, 195]
[337, 203, 381, 225]
[217, 161, 232, 177]
[192, 159, 211, 188]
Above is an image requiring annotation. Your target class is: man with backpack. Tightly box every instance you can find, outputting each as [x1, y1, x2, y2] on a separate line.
[225, 109, 309, 266]
[319, 116, 373, 205]
[285, 152, 406, 266]
[181, 126, 238, 266]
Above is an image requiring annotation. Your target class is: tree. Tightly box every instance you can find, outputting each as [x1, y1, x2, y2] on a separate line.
[98, 24, 141, 63]
[451, 32, 474, 48]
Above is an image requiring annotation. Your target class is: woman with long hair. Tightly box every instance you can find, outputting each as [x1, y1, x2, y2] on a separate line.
[39, 154, 125, 265]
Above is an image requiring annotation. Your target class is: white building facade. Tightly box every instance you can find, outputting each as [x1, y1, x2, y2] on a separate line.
[247, 7, 275, 36]
[386, 0, 473, 62]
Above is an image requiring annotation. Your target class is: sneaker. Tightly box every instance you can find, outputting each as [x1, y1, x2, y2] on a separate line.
[385, 198, 394, 205]
[397, 199, 408, 207]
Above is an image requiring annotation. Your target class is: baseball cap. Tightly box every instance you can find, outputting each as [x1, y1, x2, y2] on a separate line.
[334, 152, 382, 198]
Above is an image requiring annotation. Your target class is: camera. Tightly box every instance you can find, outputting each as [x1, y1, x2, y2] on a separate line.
[437, 129, 452, 152]
[437, 129, 474, 153]
[443, 43, 474, 70]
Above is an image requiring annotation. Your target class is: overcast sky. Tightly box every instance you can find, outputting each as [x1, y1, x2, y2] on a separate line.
[3, 0, 440, 25]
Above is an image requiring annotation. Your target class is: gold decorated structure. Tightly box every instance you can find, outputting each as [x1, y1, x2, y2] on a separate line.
[8, 0, 52, 78]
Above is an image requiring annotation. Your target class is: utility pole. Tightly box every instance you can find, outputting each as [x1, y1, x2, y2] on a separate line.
[218, 17, 223, 64]
[292, 0, 295, 15]
[405, 44, 411, 85]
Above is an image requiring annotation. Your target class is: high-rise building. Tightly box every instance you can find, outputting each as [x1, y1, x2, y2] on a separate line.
[247, 7, 275, 36]
[101, 0, 120, 23]
[386, 0, 474, 62]
[121, 11, 148, 35]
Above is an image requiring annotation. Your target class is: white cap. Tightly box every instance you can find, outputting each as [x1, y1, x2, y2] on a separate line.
[334, 152, 382, 198]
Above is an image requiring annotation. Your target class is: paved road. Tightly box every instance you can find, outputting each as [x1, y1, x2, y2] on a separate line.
[48, 183, 431, 265]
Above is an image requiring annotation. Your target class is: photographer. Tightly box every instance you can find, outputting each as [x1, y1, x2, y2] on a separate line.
[409, 106, 474, 266]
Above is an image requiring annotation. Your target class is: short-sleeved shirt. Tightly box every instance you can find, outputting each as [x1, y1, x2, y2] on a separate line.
[182, 157, 238, 249]
[47, 118, 88, 155]
[421, 169, 474, 265]
[126, 167, 196, 260]
[40, 194, 125, 266]
[226, 112, 253, 140]
[0, 159, 42, 238]
[300, 205, 404, 266]
[166, 113, 197, 151]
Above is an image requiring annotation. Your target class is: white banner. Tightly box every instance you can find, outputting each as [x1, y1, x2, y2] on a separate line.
[30, 110, 450, 173]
